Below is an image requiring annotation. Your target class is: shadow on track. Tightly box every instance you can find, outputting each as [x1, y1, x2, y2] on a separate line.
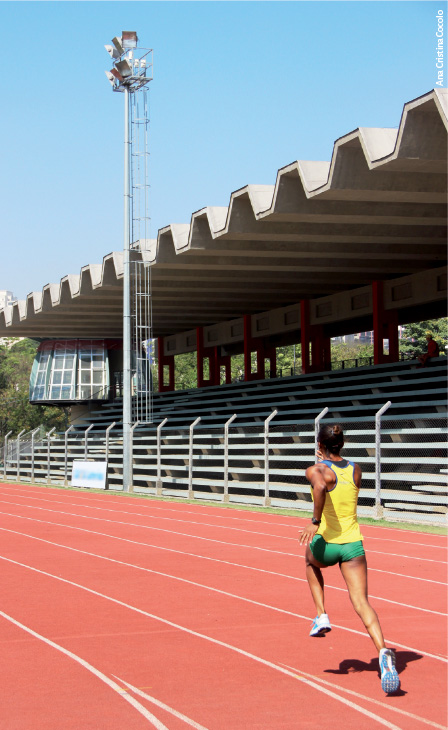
[323, 650, 423, 696]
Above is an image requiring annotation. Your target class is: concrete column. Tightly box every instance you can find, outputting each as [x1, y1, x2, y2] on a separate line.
[243, 314, 276, 381]
[300, 300, 311, 373]
[243, 314, 253, 381]
[301, 301, 331, 373]
[157, 336, 175, 392]
[372, 281, 399, 365]
[196, 326, 206, 388]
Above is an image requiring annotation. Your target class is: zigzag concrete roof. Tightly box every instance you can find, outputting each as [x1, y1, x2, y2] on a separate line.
[0, 89, 446, 340]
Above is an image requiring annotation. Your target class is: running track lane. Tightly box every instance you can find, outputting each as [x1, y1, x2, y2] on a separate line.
[0, 485, 446, 729]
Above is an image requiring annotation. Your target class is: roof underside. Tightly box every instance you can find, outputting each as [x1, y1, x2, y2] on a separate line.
[1, 89, 447, 340]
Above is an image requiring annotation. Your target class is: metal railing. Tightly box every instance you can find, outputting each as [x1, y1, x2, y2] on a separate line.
[1, 405, 447, 526]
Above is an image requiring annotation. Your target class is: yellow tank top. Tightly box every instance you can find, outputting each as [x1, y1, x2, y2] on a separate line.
[311, 459, 363, 544]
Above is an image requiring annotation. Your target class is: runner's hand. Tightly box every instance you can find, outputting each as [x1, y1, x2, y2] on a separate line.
[299, 523, 319, 545]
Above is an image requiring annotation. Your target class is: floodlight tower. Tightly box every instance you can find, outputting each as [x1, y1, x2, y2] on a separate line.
[104, 31, 153, 492]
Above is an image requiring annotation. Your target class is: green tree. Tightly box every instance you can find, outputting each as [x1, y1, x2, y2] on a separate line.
[399, 318, 448, 358]
[0, 339, 67, 438]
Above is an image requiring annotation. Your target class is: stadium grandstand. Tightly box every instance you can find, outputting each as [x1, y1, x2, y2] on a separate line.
[0, 88, 447, 525]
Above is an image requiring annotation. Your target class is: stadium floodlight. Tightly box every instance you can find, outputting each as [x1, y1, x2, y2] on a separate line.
[112, 36, 124, 55]
[104, 30, 153, 493]
[105, 44, 120, 59]
[122, 31, 138, 49]
[109, 67, 123, 82]
[115, 59, 133, 79]
[105, 70, 116, 87]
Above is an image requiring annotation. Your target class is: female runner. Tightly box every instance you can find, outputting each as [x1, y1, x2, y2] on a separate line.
[299, 423, 400, 694]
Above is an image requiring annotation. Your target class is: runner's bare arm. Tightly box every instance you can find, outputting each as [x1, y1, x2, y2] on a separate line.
[299, 465, 328, 545]
[353, 462, 362, 489]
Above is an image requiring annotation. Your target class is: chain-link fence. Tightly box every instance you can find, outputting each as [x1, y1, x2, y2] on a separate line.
[379, 415, 447, 525]
[2, 407, 447, 525]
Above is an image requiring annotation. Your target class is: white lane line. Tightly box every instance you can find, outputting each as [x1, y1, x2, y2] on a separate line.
[1, 512, 446, 623]
[279, 663, 447, 730]
[0, 499, 295, 556]
[0, 559, 406, 730]
[113, 676, 210, 730]
[0, 498, 445, 565]
[368, 568, 447, 586]
[0, 610, 170, 729]
[0, 552, 446, 665]
[1, 489, 446, 550]
[2, 485, 447, 543]
[1, 526, 446, 619]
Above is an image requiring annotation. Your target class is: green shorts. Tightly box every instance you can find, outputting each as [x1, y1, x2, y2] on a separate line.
[310, 535, 365, 566]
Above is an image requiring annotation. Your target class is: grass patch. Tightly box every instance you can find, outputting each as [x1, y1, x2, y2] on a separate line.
[1, 479, 446, 535]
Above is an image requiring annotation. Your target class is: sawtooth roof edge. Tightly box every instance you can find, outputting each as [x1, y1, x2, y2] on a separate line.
[0, 89, 446, 336]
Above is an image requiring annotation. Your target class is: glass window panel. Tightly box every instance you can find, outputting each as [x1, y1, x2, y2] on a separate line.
[92, 371, 103, 384]
[81, 371, 91, 384]
[52, 371, 62, 384]
[80, 387, 92, 399]
[61, 386, 71, 398]
[51, 386, 61, 399]
[64, 355, 75, 368]
[63, 371, 73, 385]
[80, 358, 91, 369]
[53, 352, 65, 363]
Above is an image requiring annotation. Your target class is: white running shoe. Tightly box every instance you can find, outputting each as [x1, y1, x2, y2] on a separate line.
[379, 648, 400, 693]
[309, 613, 332, 637]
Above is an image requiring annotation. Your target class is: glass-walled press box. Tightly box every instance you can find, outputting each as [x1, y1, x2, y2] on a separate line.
[29, 339, 123, 404]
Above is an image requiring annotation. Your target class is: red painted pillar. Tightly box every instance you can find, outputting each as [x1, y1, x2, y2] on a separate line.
[265, 343, 277, 378]
[196, 327, 206, 388]
[243, 315, 253, 381]
[388, 309, 399, 361]
[313, 326, 331, 371]
[197, 328, 221, 388]
[301, 302, 331, 373]
[243, 314, 275, 380]
[372, 281, 399, 364]
[157, 337, 175, 392]
[300, 300, 311, 373]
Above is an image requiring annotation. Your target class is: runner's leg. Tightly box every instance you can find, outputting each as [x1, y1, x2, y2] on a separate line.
[305, 545, 326, 616]
[339, 555, 386, 652]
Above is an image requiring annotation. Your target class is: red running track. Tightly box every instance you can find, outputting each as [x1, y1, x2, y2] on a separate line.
[0, 483, 446, 730]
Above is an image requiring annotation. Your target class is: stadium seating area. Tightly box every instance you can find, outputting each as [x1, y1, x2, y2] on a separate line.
[2, 357, 447, 525]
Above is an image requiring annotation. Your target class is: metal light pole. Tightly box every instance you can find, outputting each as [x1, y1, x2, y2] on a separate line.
[122, 84, 132, 491]
[104, 31, 153, 492]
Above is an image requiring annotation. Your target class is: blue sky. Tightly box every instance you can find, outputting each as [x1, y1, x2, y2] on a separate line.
[0, 1, 444, 300]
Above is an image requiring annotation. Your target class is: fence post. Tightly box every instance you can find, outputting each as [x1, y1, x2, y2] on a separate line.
[16, 429, 26, 482]
[46, 427, 56, 483]
[314, 407, 329, 462]
[188, 417, 201, 499]
[105, 421, 116, 464]
[30, 427, 40, 484]
[84, 424, 94, 461]
[3, 430, 13, 480]
[223, 414, 237, 503]
[156, 418, 168, 496]
[64, 425, 75, 485]
[130, 421, 141, 492]
[264, 410, 278, 507]
[374, 401, 391, 520]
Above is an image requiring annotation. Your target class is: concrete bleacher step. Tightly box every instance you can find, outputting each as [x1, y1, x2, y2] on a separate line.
[4, 357, 446, 526]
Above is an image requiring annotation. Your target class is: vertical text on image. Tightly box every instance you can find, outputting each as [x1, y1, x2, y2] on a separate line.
[436, 10, 444, 87]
